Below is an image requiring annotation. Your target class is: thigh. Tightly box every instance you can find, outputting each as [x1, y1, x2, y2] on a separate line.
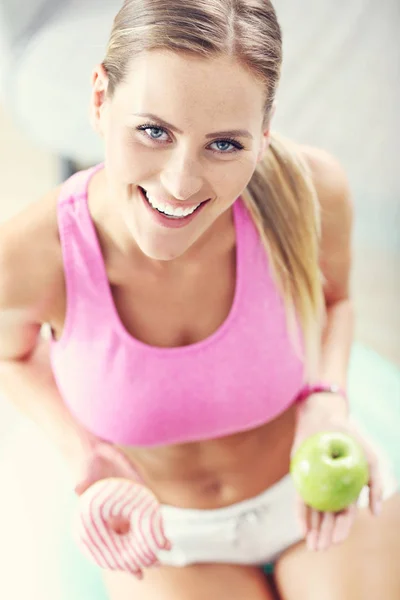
[274, 493, 400, 600]
[102, 563, 277, 600]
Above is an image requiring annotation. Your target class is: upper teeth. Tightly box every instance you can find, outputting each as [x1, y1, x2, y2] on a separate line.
[144, 190, 201, 217]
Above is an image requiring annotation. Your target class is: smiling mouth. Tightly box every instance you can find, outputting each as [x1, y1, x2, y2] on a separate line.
[139, 187, 210, 220]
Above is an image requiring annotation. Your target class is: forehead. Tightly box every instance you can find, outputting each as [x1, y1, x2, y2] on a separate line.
[114, 50, 266, 129]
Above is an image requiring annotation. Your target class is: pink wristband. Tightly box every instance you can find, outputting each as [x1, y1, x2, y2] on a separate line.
[294, 383, 348, 404]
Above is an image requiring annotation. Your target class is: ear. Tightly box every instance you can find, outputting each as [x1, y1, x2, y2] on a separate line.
[256, 129, 271, 163]
[256, 102, 277, 163]
[89, 63, 109, 137]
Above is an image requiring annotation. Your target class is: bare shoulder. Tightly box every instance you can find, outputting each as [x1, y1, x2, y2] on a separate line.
[297, 144, 353, 301]
[0, 184, 64, 321]
[298, 144, 352, 215]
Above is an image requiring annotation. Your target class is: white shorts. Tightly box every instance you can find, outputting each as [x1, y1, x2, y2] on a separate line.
[157, 425, 398, 567]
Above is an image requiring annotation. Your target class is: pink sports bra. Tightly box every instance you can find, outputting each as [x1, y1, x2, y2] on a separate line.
[50, 164, 305, 447]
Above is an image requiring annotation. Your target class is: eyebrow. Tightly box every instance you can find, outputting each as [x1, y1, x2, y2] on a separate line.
[132, 112, 253, 140]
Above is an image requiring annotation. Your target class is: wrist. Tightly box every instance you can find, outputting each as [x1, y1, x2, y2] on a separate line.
[60, 422, 100, 471]
[295, 383, 348, 404]
[295, 383, 349, 420]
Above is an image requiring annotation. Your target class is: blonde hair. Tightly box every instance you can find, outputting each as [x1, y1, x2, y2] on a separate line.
[103, 0, 325, 380]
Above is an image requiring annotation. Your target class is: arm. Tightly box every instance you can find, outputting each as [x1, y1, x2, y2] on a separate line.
[292, 148, 382, 552]
[0, 198, 97, 475]
[300, 146, 354, 420]
[0, 194, 171, 575]
[0, 194, 143, 494]
[0, 335, 97, 472]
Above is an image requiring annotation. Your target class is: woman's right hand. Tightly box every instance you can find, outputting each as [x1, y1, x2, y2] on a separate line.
[73, 440, 171, 578]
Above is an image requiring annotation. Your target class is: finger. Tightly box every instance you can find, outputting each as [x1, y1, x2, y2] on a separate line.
[316, 511, 336, 551]
[301, 498, 314, 535]
[332, 503, 357, 545]
[368, 461, 383, 517]
[310, 508, 322, 531]
[294, 494, 309, 537]
[306, 509, 322, 550]
[349, 427, 383, 517]
[75, 480, 90, 496]
[149, 506, 172, 551]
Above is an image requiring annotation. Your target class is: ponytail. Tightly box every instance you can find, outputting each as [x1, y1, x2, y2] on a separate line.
[241, 132, 326, 381]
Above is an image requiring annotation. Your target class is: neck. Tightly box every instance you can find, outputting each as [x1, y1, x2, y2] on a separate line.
[90, 169, 235, 274]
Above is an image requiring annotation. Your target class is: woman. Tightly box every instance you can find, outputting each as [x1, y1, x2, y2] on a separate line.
[0, 1, 399, 598]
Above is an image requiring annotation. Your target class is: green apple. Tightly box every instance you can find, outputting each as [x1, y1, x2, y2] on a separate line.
[290, 431, 369, 512]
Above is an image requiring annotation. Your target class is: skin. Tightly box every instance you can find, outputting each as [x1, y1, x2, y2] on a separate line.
[89, 51, 270, 263]
[0, 50, 399, 599]
[85, 50, 295, 513]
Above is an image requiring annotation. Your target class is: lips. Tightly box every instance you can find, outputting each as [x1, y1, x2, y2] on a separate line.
[139, 187, 209, 214]
[138, 186, 210, 229]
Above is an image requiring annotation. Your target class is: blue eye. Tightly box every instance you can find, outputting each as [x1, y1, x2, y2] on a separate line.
[213, 140, 237, 153]
[141, 126, 168, 141]
[136, 123, 244, 154]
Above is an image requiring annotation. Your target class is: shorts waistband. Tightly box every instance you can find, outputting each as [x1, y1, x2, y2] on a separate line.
[160, 474, 293, 523]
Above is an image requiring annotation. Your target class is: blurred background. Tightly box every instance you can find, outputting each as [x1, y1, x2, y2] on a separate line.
[0, 2, 399, 598]
[0, 0, 399, 442]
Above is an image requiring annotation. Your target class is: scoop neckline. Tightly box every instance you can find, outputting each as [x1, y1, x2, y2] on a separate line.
[82, 163, 245, 355]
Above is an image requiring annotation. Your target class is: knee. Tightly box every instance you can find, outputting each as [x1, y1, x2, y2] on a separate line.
[103, 564, 278, 600]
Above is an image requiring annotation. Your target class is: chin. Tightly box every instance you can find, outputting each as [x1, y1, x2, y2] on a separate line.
[136, 239, 191, 262]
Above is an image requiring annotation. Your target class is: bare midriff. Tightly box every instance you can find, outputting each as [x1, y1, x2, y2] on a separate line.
[117, 403, 297, 509]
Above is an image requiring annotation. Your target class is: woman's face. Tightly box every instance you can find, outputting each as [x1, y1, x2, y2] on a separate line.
[91, 50, 270, 261]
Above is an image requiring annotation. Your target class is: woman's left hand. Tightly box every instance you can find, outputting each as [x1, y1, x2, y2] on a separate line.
[291, 395, 383, 552]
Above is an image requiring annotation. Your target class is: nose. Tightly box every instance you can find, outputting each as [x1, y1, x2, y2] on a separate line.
[160, 150, 204, 200]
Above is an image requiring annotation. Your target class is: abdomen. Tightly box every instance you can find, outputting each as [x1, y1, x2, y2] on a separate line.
[118, 401, 298, 509]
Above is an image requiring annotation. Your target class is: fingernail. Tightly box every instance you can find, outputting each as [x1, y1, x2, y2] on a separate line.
[375, 501, 382, 516]
[164, 540, 172, 550]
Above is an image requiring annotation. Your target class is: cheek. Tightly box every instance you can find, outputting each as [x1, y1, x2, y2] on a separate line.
[104, 125, 125, 168]
[104, 131, 144, 183]
[216, 159, 256, 195]
[238, 157, 259, 189]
